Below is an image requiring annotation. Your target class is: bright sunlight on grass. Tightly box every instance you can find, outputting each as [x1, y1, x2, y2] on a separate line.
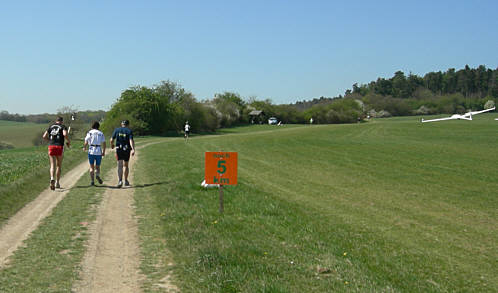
[133, 116, 498, 292]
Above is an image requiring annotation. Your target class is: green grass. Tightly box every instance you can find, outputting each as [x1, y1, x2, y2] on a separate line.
[0, 147, 48, 184]
[216, 124, 303, 134]
[0, 142, 87, 227]
[0, 120, 47, 148]
[1, 116, 497, 291]
[134, 115, 498, 292]
[0, 153, 115, 292]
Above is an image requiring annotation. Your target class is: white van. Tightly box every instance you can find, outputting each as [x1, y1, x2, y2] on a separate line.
[268, 117, 278, 125]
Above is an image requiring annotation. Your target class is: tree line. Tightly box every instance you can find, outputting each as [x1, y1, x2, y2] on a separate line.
[340, 65, 497, 118]
[0, 110, 106, 125]
[348, 65, 498, 99]
[99, 80, 366, 136]
[288, 65, 497, 119]
[2, 65, 497, 137]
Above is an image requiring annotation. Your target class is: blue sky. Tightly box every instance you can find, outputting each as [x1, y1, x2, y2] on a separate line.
[1, 0, 497, 114]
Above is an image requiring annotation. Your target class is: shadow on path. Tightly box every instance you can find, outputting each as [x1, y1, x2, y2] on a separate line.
[131, 182, 169, 188]
[72, 182, 168, 190]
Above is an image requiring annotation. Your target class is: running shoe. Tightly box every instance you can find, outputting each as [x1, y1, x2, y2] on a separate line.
[124, 180, 130, 187]
[50, 179, 55, 191]
[56, 182, 61, 189]
[90, 181, 95, 186]
[96, 176, 103, 184]
[117, 181, 123, 188]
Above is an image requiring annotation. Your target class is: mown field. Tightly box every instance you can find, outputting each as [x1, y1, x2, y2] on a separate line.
[134, 115, 497, 292]
[1, 115, 497, 292]
[0, 120, 47, 148]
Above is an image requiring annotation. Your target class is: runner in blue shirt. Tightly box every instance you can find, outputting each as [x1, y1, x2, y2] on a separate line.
[110, 120, 135, 188]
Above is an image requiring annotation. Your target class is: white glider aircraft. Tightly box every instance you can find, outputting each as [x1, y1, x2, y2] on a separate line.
[421, 107, 495, 123]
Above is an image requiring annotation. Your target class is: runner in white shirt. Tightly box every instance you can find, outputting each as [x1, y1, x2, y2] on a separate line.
[83, 121, 106, 186]
[184, 121, 191, 141]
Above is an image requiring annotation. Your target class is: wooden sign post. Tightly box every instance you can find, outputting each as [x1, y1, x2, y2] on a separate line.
[205, 152, 238, 213]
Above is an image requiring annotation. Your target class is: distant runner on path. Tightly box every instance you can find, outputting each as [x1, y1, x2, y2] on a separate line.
[42, 116, 70, 190]
[184, 121, 191, 141]
[110, 120, 135, 188]
[83, 121, 106, 186]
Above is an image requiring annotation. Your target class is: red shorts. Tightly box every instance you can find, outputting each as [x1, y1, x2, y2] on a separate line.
[48, 145, 64, 156]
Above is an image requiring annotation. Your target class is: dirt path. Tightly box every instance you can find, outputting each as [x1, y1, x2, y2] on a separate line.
[72, 153, 143, 293]
[74, 144, 177, 293]
[0, 160, 89, 267]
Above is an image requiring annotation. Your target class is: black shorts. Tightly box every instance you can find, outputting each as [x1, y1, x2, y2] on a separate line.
[115, 149, 131, 161]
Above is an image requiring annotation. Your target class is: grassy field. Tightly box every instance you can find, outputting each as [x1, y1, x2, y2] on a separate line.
[0, 143, 87, 227]
[216, 124, 302, 134]
[134, 115, 497, 292]
[0, 120, 47, 148]
[0, 115, 497, 292]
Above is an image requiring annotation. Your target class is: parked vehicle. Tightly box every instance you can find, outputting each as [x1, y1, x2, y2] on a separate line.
[268, 117, 278, 125]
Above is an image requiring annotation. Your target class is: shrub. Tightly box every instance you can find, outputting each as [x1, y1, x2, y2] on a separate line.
[484, 100, 496, 109]
[0, 142, 14, 150]
[415, 105, 432, 115]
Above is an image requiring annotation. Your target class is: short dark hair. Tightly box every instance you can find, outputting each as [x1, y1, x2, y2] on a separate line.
[121, 120, 130, 126]
[56, 116, 63, 122]
[92, 121, 100, 129]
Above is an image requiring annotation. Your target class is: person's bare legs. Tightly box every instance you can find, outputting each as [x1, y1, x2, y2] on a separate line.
[55, 155, 63, 188]
[123, 160, 129, 182]
[95, 164, 102, 184]
[117, 160, 123, 187]
[49, 155, 56, 190]
[49, 156, 56, 180]
[123, 160, 131, 186]
[89, 164, 95, 184]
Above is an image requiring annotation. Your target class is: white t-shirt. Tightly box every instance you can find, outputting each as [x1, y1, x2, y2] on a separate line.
[185, 124, 190, 132]
[85, 129, 106, 155]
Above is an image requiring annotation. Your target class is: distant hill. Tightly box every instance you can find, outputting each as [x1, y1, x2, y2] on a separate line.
[344, 65, 498, 99]
[0, 110, 107, 148]
[289, 65, 497, 110]
[287, 65, 497, 117]
[0, 120, 47, 148]
[0, 110, 106, 124]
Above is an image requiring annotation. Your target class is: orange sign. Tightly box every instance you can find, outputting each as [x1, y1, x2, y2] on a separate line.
[205, 152, 238, 185]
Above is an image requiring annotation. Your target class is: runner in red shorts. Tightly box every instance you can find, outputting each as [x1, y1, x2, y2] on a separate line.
[43, 116, 71, 190]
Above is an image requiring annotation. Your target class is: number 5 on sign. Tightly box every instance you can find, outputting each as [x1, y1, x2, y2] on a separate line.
[205, 152, 238, 185]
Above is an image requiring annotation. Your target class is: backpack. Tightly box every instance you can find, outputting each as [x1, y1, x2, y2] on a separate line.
[49, 125, 62, 141]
